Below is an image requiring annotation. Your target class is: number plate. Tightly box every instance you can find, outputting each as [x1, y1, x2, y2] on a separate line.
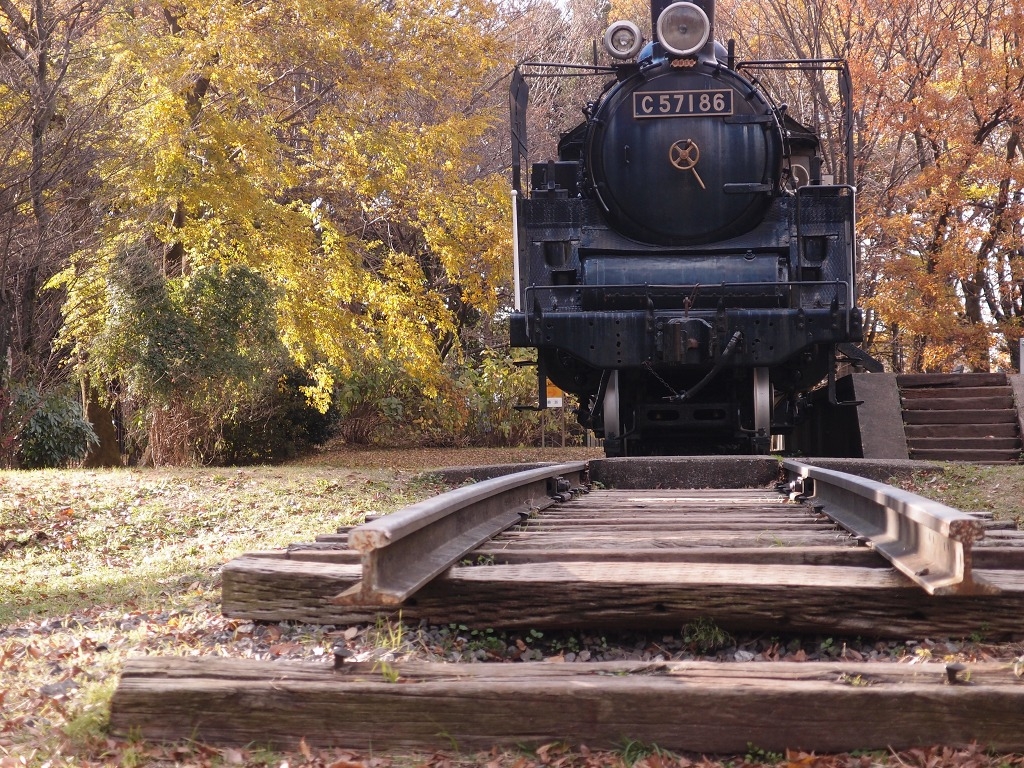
[633, 89, 733, 118]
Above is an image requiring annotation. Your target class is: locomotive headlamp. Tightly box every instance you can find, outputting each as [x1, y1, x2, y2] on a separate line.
[603, 20, 644, 60]
[657, 2, 710, 56]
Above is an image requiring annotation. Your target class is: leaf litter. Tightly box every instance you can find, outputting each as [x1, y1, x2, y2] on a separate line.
[1, 449, 1023, 766]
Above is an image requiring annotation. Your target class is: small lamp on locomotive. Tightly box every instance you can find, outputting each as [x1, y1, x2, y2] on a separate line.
[603, 21, 644, 60]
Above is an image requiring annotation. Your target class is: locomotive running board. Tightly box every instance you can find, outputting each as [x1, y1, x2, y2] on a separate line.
[782, 459, 998, 595]
[330, 462, 590, 606]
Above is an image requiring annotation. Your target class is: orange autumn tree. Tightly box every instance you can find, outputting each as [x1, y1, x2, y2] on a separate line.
[724, 0, 1024, 372]
[853, 0, 1024, 372]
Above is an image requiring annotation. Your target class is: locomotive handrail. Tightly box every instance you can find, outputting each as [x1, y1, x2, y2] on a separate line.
[516, 61, 618, 75]
[526, 279, 852, 292]
[782, 460, 997, 595]
[736, 58, 855, 188]
[736, 58, 851, 70]
[331, 462, 590, 606]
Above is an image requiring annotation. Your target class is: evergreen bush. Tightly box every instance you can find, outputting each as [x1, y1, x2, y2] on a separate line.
[16, 386, 99, 469]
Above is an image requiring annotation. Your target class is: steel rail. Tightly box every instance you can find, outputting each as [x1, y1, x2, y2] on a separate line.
[331, 462, 590, 606]
[782, 459, 997, 595]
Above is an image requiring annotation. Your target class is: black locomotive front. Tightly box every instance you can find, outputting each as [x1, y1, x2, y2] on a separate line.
[509, 0, 863, 456]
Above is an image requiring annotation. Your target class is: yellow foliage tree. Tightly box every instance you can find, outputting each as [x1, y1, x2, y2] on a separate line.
[0, 0, 110, 465]
[53, 0, 516, 457]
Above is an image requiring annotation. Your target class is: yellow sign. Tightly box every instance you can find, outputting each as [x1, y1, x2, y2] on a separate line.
[546, 381, 563, 409]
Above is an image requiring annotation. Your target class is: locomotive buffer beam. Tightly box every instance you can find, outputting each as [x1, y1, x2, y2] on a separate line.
[648, 330, 743, 401]
[783, 460, 997, 596]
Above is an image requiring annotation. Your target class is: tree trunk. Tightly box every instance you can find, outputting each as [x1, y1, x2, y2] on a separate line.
[83, 387, 121, 467]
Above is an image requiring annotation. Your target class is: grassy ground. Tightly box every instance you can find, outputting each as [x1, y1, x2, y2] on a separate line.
[1, 447, 1023, 768]
[892, 463, 1024, 527]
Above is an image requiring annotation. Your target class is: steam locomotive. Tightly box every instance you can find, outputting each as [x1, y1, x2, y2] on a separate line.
[509, 0, 863, 456]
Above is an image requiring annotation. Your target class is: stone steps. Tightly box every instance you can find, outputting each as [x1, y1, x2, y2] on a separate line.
[898, 373, 1023, 463]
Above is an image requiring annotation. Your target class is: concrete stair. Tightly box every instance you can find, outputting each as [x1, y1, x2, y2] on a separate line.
[898, 373, 1024, 463]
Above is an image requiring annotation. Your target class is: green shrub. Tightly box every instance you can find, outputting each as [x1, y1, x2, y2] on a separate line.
[216, 370, 339, 464]
[16, 386, 99, 469]
[91, 252, 296, 465]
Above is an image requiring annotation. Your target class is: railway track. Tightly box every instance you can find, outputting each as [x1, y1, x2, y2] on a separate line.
[219, 457, 1024, 636]
[111, 457, 1024, 754]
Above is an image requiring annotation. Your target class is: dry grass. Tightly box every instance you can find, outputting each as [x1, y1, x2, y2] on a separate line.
[1, 464, 448, 623]
[296, 443, 603, 469]
[894, 463, 1024, 527]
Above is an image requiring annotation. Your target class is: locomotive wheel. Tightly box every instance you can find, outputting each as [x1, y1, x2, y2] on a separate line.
[603, 369, 621, 442]
[752, 367, 772, 454]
